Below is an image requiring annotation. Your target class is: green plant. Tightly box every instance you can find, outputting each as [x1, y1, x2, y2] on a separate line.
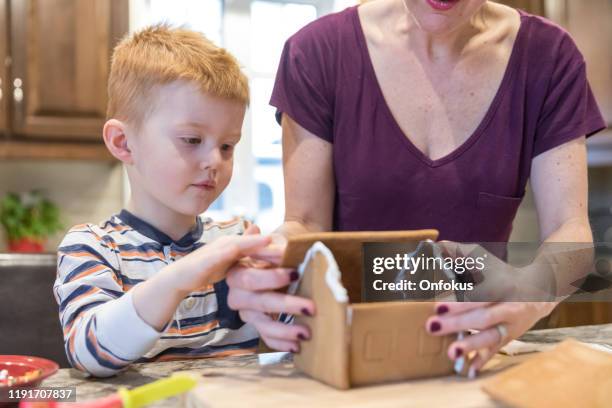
[0, 191, 63, 242]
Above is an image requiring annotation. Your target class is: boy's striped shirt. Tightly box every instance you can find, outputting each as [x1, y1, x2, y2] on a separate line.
[54, 210, 258, 377]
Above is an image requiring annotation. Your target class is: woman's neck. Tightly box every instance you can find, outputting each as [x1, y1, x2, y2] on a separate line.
[396, 0, 493, 61]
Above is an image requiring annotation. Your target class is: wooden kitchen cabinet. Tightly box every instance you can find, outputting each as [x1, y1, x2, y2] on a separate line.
[557, 0, 612, 127]
[546, 302, 612, 328]
[8, 0, 128, 142]
[0, 0, 8, 134]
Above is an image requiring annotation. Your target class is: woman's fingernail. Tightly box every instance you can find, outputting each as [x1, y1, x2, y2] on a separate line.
[290, 271, 299, 281]
[301, 308, 312, 317]
[437, 305, 449, 315]
[429, 321, 441, 333]
[468, 366, 478, 379]
[297, 333, 307, 341]
[455, 348, 463, 358]
[454, 356, 465, 374]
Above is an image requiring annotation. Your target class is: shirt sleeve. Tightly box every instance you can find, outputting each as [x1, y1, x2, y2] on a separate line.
[533, 33, 606, 157]
[269, 34, 335, 143]
[54, 226, 161, 377]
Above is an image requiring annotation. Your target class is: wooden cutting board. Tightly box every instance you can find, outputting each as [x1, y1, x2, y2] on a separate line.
[181, 352, 532, 407]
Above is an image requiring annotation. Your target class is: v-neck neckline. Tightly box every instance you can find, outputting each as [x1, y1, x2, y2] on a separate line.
[352, 6, 527, 168]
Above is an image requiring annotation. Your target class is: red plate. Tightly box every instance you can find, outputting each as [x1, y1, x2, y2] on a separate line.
[0, 355, 59, 406]
[0, 355, 59, 388]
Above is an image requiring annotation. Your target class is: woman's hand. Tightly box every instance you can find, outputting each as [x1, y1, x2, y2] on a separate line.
[426, 301, 555, 377]
[426, 241, 556, 377]
[226, 224, 315, 353]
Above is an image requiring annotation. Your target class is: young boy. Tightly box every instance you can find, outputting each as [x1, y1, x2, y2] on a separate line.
[53, 25, 279, 377]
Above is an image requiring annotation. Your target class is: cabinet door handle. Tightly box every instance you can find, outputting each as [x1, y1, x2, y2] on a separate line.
[13, 77, 23, 103]
[0, 78, 3, 101]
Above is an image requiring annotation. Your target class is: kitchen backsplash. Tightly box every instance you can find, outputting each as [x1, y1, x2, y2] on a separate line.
[0, 161, 125, 252]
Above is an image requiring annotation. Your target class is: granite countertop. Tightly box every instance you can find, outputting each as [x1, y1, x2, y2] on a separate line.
[41, 324, 612, 407]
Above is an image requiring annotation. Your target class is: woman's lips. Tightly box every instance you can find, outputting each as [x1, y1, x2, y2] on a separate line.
[426, 0, 459, 11]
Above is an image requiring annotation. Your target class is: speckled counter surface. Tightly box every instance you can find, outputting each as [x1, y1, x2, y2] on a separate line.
[41, 354, 262, 407]
[41, 324, 612, 407]
[519, 322, 612, 345]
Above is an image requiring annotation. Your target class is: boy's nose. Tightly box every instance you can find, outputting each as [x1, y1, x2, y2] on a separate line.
[199, 148, 222, 170]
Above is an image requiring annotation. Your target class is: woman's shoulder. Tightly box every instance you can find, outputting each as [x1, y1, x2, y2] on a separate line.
[518, 10, 584, 63]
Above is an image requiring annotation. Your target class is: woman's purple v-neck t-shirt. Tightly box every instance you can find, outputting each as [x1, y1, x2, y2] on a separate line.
[270, 7, 605, 243]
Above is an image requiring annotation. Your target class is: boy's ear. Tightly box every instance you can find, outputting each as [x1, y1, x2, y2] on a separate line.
[103, 119, 133, 164]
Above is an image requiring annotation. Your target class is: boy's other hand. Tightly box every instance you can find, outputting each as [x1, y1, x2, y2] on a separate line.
[133, 233, 271, 332]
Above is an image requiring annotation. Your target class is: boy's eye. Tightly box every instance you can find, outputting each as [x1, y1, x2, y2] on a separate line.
[181, 137, 201, 145]
[221, 144, 234, 152]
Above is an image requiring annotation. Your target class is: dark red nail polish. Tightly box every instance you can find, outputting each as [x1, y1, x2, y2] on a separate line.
[290, 271, 299, 281]
[455, 348, 463, 358]
[301, 308, 312, 317]
[297, 333, 306, 341]
[429, 321, 441, 333]
[291, 348, 298, 353]
[437, 305, 449, 315]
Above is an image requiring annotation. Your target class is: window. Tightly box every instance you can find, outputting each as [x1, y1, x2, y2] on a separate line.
[131, 0, 223, 44]
[249, 1, 318, 232]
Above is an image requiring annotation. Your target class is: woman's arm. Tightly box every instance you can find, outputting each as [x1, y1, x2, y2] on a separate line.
[528, 136, 593, 299]
[532, 138, 591, 242]
[275, 114, 335, 238]
[426, 137, 594, 377]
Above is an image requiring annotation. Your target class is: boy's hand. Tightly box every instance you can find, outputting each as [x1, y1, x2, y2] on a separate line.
[170, 234, 272, 296]
[133, 233, 272, 332]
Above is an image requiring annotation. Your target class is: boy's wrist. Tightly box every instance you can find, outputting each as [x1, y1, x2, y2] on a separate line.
[159, 262, 192, 299]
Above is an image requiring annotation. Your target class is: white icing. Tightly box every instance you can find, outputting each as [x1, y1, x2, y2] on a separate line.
[299, 241, 349, 303]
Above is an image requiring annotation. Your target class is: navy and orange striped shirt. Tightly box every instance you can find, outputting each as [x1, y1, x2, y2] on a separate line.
[53, 210, 258, 377]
